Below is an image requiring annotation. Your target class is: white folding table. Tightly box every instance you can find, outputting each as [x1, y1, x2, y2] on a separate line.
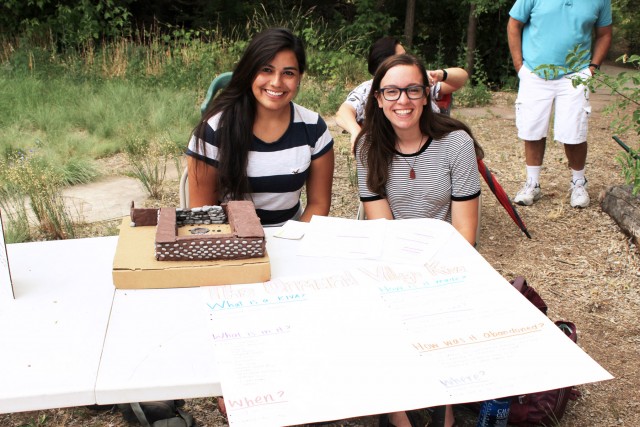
[0, 229, 356, 412]
[94, 228, 356, 404]
[0, 237, 117, 413]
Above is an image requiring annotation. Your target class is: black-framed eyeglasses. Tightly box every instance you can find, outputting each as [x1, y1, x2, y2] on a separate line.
[378, 85, 427, 101]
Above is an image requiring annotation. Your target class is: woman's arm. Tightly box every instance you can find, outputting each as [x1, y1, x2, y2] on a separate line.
[299, 149, 335, 222]
[451, 197, 479, 245]
[187, 156, 218, 208]
[363, 199, 394, 220]
[335, 102, 362, 153]
[428, 67, 469, 95]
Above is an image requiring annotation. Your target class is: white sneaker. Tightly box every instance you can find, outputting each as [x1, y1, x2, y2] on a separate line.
[514, 180, 542, 206]
[570, 178, 590, 208]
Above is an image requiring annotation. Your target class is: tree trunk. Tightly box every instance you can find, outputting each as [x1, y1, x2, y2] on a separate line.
[465, 3, 478, 79]
[404, 0, 416, 49]
[600, 184, 640, 243]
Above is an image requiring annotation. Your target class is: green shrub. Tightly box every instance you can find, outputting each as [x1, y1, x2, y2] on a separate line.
[124, 135, 181, 199]
[0, 180, 32, 243]
[454, 47, 493, 108]
[0, 152, 76, 241]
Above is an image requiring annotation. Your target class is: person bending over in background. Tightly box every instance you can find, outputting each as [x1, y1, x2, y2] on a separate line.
[336, 36, 469, 153]
[186, 27, 334, 226]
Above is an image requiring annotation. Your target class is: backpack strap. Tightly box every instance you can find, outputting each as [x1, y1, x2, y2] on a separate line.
[150, 408, 195, 427]
[176, 407, 195, 426]
[130, 402, 152, 427]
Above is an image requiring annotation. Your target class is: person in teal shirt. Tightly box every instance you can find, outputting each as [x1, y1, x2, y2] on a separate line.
[507, 0, 612, 208]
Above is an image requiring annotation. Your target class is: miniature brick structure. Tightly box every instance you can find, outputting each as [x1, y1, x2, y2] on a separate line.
[130, 201, 266, 261]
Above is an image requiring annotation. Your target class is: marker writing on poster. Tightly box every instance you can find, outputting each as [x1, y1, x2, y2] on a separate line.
[226, 390, 287, 410]
[412, 323, 546, 353]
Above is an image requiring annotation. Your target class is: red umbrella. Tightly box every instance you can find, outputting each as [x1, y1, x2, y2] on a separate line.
[477, 158, 532, 239]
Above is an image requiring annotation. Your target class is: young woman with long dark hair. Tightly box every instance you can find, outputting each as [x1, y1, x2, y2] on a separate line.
[186, 28, 334, 226]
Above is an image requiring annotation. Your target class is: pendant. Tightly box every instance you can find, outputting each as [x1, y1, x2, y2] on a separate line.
[409, 168, 416, 179]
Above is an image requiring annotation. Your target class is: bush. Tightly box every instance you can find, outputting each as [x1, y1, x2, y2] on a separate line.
[0, 152, 76, 241]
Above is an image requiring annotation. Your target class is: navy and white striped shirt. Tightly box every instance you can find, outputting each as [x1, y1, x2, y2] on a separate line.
[357, 130, 481, 222]
[186, 102, 334, 226]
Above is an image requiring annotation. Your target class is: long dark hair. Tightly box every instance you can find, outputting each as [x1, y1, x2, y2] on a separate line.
[193, 28, 306, 201]
[357, 54, 483, 195]
[367, 36, 401, 76]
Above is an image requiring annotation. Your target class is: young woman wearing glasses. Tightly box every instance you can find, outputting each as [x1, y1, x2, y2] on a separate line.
[356, 53, 481, 247]
[336, 36, 469, 153]
[356, 52, 481, 427]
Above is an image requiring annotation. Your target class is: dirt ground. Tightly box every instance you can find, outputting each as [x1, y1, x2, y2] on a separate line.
[2, 82, 639, 426]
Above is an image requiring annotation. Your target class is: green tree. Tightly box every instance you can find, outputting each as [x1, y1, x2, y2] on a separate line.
[463, 0, 510, 79]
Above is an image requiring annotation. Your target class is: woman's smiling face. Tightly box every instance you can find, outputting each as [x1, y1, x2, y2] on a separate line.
[251, 49, 300, 114]
[376, 64, 427, 133]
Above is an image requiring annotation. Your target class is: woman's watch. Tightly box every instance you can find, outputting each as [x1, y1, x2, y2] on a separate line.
[588, 63, 601, 70]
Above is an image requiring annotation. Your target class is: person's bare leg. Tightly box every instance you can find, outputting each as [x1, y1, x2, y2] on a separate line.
[445, 404, 455, 427]
[525, 137, 546, 166]
[564, 141, 587, 171]
[388, 411, 412, 427]
[217, 397, 227, 417]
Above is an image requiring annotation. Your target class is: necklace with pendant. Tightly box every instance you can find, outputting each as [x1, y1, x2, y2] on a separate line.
[399, 135, 425, 180]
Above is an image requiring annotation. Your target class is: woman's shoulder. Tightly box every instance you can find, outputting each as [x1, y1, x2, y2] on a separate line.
[437, 129, 473, 144]
[204, 111, 223, 129]
[292, 102, 326, 126]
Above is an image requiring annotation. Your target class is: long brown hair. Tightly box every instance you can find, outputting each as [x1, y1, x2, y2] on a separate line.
[192, 28, 306, 201]
[357, 54, 483, 195]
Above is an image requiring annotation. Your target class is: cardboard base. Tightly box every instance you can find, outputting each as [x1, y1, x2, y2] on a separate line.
[112, 217, 271, 289]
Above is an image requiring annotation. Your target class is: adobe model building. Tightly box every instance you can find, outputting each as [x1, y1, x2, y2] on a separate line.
[130, 200, 266, 261]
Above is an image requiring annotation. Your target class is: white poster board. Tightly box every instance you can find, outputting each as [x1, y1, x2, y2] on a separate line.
[204, 218, 613, 427]
[0, 209, 15, 299]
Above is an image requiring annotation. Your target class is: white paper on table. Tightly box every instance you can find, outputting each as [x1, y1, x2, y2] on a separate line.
[297, 215, 387, 259]
[0, 209, 14, 300]
[298, 216, 458, 264]
[272, 220, 307, 240]
[202, 258, 612, 427]
[380, 218, 457, 265]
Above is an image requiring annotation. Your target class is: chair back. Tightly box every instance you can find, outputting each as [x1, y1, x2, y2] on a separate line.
[181, 72, 233, 208]
[199, 71, 233, 116]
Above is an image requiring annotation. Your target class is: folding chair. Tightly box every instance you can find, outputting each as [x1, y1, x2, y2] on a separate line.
[180, 72, 233, 208]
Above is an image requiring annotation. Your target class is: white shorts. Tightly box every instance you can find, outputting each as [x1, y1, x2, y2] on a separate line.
[515, 65, 592, 145]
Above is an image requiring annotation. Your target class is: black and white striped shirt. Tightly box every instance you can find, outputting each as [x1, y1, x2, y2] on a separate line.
[357, 130, 480, 222]
[186, 102, 334, 225]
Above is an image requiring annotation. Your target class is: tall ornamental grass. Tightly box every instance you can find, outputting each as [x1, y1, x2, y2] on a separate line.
[0, 5, 373, 242]
[0, 153, 75, 241]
